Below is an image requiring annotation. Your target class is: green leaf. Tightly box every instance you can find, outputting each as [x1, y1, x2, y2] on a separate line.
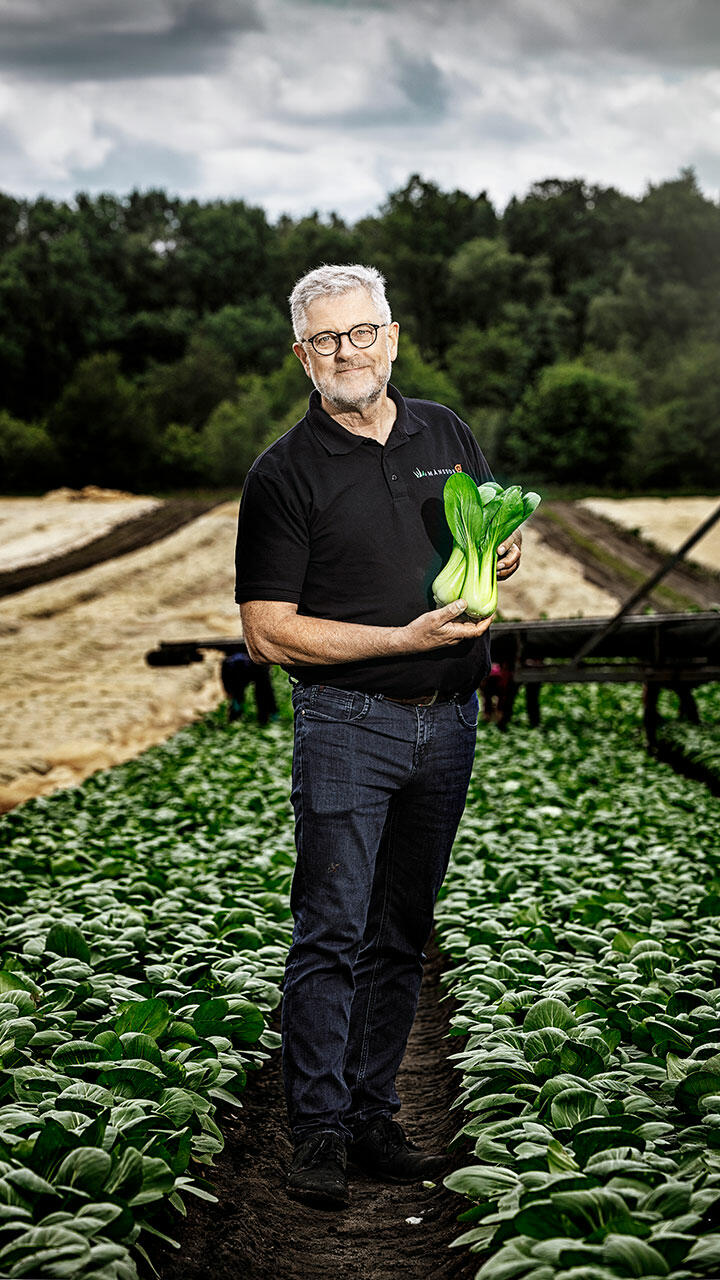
[104, 1145, 143, 1199]
[97, 1061, 165, 1100]
[55, 1081, 115, 1112]
[113, 998, 170, 1040]
[443, 471, 482, 551]
[550, 1187, 645, 1241]
[50, 1040, 107, 1070]
[551, 1088, 609, 1129]
[158, 1088, 199, 1127]
[685, 1235, 720, 1267]
[558, 1040, 606, 1079]
[56, 1147, 113, 1193]
[524, 999, 577, 1034]
[129, 1155, 175, 1205]
[44, 923, 91, 964]
[0, 972, 37, 997]
[444, 1164, 521, 1200]
[192, 997, 230, 1038]
[675, 1070, 720, 1116]
[525, 1028, 569, 1061]
[0, 1224, 92, 1272]
[226, 999, 265, 1044]
[602, 1233, 669, 1276]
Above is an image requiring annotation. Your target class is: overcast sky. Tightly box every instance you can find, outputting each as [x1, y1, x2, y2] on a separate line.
[1, 0, 720, 221]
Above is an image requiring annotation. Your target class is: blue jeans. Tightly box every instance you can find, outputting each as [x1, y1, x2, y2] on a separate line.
[282, 683, 478, 1142]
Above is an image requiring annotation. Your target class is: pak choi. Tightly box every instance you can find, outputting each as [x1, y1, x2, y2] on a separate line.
[432, 473, 541, 619]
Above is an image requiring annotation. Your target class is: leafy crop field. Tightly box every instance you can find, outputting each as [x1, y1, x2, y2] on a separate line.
[656, 686, 720, 794]
[0, 699, 295, 1279]
[438, 684, 720, 1279]
[0, 676, 719, 1279]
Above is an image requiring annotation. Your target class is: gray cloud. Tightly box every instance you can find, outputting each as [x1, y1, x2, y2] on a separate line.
[0, 0, 719, 221]
[70, 131, 202, 196]
[0, 0, 262, 80]
[472, 0, 720, 69]
[393, 47, 450, 119]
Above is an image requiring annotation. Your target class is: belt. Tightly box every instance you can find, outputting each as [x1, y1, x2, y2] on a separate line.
[382, 690, 464, 706]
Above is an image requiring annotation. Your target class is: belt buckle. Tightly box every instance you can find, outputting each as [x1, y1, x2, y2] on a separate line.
[425, 690, 439, 706]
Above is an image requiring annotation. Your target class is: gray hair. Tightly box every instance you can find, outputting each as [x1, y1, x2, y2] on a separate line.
[288, 263, 392, 340]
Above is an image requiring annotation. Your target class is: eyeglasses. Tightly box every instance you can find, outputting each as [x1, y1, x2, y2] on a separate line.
[301, 322, 389, 356]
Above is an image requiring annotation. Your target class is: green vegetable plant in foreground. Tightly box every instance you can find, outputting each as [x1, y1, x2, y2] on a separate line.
[437, 683, 720, 1279]
[432, 474, 541, 620]
[0, 696, 295, 1279]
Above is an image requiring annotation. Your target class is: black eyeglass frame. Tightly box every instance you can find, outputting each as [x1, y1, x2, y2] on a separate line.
[301, 322, 390, 356]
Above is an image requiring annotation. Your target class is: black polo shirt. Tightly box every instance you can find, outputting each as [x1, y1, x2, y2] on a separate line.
[234, 384, 493, 696]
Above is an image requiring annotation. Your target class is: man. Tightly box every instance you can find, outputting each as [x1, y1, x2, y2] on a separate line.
[220, 646, 278, 725]
[235, 264, 521, 1208]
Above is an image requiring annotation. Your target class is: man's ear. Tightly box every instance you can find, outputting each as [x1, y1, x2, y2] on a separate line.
[293, 342, 312, 378]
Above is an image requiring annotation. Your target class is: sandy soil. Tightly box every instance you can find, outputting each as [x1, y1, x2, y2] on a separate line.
[0, 502, 241, 812]
[0, 490, 160, 572]
[498, 524, 616, 620]
[581, 497, 720, 571]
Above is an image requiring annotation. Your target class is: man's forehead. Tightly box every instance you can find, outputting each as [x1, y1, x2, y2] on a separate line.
[303, 287, 378, 330]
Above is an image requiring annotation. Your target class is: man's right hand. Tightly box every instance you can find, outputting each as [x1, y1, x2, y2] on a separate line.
[394, 599, 494, 653]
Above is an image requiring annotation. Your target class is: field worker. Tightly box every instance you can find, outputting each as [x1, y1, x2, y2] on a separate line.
[235, 264, 521, 1208]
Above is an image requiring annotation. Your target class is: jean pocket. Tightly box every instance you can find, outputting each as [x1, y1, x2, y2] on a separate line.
[454, 691, 479, 729]
[301, 685, 370, 723]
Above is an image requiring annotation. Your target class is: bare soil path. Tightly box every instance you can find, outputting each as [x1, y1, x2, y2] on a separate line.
[156, 945, 474, 1280]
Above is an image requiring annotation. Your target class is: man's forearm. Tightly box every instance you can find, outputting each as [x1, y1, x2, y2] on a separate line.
[243, 608, 400, 666]
[240, 597, 492, 667]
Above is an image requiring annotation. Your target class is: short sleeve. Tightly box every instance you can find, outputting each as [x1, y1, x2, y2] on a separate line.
[234, 467, 310, 604]
[459, 418, 494, 485]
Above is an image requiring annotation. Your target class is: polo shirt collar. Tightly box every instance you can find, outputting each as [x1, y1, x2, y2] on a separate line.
[306, 384, 424, 455]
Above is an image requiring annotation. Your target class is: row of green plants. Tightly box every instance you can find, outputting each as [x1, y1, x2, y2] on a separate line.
[0, 702, 295, 1279]
[655, 686, 720, 792]
[437, 683, 720, 1279]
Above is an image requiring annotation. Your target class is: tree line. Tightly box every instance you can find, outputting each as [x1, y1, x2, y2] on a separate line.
[1, 169, 719, 494]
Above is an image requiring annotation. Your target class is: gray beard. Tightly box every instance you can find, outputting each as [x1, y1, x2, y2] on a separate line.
[310, 347, 392, 414]
[321, 379, 386, 414]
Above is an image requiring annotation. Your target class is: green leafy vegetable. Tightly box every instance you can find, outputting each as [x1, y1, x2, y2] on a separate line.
[432, 473, 541, 618]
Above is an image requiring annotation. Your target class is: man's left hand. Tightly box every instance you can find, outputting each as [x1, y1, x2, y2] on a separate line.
[496, 535, 522, 580]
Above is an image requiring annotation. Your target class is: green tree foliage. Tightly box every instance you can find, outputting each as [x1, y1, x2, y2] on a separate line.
[48, 352, 158, 488]
[446, 237, 549, 330]
[630, 339, 720, 488]
[0, 170, 718, 491]
[270, 212, 363, 302]
[0, 411, 58, 492]
[200, 377, 275, 484]
[140, 335, 237, 431]
[199, 299, 290, 374]
[358, 174, 497, 350]
[505, 362, 640, 485]
[391, 337, 460, 409]
[445, 323, 529, 410]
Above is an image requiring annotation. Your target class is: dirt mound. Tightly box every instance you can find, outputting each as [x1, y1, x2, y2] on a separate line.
[0, 498, 220, 598]
[534, 501, 720, 612]
[40, 485, 152, 502]
[0, 502, 241, 812]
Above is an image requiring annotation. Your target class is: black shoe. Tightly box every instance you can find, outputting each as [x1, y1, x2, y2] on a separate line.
[287, 1130, 349, 1208]
[348, 1116, 449, 1184]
